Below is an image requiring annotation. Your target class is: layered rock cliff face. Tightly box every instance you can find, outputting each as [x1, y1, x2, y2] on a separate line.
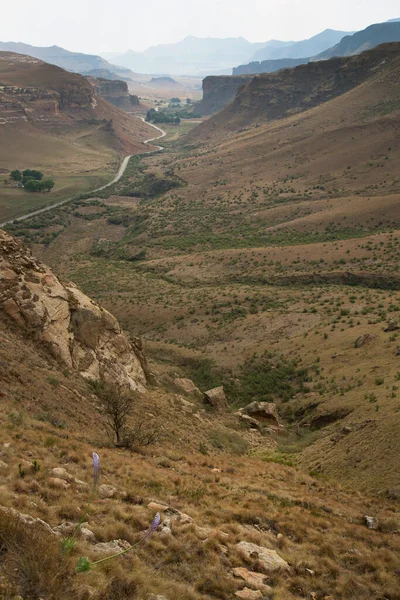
[89, 77, 140, 110]
[196, 75, 252, 115]
[0, 52, 95, 125]
[0, 231, 146, 391]
[191, 43, 400, 135]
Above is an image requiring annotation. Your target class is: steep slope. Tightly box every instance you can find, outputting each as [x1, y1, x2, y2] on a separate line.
[192, 43, 400, 132]
[251, 29, 351, 62]
[0, 41, 135, 80]
[316, 21, 400, 59]
[197, 75, 252, 115]
[0, 52, 153, 221]
[86, 77, 140, 110]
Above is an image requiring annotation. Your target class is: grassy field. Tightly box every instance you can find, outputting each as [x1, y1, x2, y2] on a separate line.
[161, 120, 204, 145]
[0, 171, 115, 223]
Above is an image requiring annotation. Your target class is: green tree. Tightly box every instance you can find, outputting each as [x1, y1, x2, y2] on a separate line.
[41, 178, 55, 192]
[24, 179, 40, 192]
[10, 169, 22, 181]
[22, 169, 43, 181]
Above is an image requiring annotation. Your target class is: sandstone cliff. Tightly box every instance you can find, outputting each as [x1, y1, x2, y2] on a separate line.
[190, 42, 400, 137]
[0, 230, 146, 391]
[88, 77, 140, 111]
[196, 75, 252, 115]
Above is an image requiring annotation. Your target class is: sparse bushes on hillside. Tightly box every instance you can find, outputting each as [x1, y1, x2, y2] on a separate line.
[95, 383, 159, 450]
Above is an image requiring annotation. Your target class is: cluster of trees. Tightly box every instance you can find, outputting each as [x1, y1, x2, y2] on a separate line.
[146, 109, 181, 125]
[10, 169, 55, 192]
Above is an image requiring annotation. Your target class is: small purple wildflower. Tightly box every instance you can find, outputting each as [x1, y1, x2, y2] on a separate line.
[92, 452, 100, 486]
[151, 512, 161, 532]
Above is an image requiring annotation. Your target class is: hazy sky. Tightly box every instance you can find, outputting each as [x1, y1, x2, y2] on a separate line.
[1, 0, 399, 53]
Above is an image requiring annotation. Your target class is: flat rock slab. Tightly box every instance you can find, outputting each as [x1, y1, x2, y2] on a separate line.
[232, 567, 272, 594]
[236, 541, 289, 572]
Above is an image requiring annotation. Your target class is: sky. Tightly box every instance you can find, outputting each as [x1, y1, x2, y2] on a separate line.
[1, 0, 399, 54]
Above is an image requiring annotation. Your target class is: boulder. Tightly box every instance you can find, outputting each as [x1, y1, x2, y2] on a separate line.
[51, 467, 73, 481]
[385, 320, 400, 332]
[53, 521, 95, 542]
[1, 507, 54, 536]
[0, 230, 146, 392]
[232, 567, 272, 594]
[239, 402, 280, 428]
[48, 477, 70, 490]
[98, 484, 117, 499]
[236, 541, 289, 572]
[235, 589, 263, 600]
[204, 386, 229, 410]
[92, 539, 131, 556]
[355, 334, 375, 348]
[147, 501, 169, 512]
[364, 515, 378, 530]
[174, 378, 201, 396]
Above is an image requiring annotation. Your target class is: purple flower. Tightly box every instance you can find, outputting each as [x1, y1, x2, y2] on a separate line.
[151, 512, 161, 532]
[92, 452, 100, 485]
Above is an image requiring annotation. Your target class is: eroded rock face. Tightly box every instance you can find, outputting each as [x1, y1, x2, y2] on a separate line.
[239, 402, 281, 428]
[0, 231, 146, 391]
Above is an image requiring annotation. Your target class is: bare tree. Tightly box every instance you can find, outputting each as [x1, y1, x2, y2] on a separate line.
[97, 384, 134, 446]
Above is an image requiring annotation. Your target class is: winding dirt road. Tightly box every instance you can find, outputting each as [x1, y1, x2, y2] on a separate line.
[0, 117, 166, 227]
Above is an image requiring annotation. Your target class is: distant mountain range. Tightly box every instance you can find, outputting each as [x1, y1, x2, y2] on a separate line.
[234, 20, 400, 75]
[0, 41, 136, 81]
[106, 36, 267, 76]
[250, 29, 351, 62]
[316, 21, 400, 59]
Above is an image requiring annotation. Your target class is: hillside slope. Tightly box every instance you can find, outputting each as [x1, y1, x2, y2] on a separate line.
[9, 35, 400, 493]
[192, 43, 400, 132]
[0, 235, 400, 600]
[0, 52, 152, 221]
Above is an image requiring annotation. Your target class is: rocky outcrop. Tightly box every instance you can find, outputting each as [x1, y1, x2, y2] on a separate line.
[232, 567, 272, 595]
[174, 377, 201, 397]
[236, 541, 290, 572]
[88, 77, 139, 110]
[197, 75, 252, 115]
[191, 43, 400, 136]
[238, 402, 281, 429]
[204, 386, 229, 410]
[0, 230, 146, 391]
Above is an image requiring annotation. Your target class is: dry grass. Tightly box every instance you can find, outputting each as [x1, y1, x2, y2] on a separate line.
[0, 312, 400, 599]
